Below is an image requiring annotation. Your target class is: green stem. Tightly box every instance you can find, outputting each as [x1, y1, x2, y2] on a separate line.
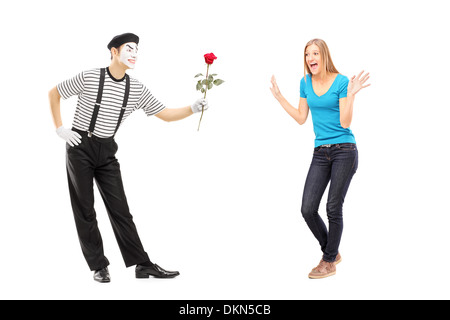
[197, 64, 210, 131]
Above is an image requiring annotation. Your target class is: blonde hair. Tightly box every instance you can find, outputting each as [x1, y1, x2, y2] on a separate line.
[304, 39, 339, 81]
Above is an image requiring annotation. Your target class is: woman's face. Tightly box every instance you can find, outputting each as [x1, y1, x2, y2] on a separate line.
[305, 44, 321, 75]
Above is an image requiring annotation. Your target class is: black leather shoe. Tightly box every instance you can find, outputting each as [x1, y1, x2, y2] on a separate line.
[94, 267, 110, 283]
[135, 264, 180, 279]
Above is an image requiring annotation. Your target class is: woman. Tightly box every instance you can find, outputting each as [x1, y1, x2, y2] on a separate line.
[270, 39, 370, 279]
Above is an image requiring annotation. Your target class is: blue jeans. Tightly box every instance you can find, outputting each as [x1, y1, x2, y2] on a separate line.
[301, 143, 358, 262]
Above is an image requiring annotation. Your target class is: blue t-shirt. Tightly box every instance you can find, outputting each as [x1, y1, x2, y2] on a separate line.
[300, 73, 356, 147]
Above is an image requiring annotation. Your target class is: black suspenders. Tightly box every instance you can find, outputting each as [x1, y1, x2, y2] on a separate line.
[88, 68, 131, 138]
[115, 73, 131, 134]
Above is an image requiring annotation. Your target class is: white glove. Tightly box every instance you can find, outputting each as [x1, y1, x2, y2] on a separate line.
[191, 98, 209, 113]
[56, 126, 82, 147]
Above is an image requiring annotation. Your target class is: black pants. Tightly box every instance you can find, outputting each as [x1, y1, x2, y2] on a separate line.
[66, 129, 150, 271]
[301, 143, 358, 262]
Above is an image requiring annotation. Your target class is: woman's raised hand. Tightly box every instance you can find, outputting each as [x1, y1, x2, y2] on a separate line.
[270, 75, 283, 100]
[347, 71, 370, 96]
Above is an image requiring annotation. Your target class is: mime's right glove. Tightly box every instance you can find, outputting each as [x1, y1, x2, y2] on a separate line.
[191, 98, 209, 113]
[56, 126, 82, 147]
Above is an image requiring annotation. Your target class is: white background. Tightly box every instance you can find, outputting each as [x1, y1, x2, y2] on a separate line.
[1, 0, 449, 300]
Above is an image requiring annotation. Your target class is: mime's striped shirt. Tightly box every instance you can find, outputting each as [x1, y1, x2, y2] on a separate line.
[57, 67, 166, 138]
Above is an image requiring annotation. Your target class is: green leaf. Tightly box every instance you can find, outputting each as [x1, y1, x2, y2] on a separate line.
[213, 79, 225, 86]
[201, 88, 205, 93]
[194, 73, 204, 78]
[208, 82, 213, 90]
[196, 81, 202, 91]
[210, 74, 218, 77]
[201, 79, 208, 85]
[208, 75, 214, 82]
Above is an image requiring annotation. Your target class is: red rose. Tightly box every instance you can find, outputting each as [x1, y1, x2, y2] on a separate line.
[204, 53, 217, 65]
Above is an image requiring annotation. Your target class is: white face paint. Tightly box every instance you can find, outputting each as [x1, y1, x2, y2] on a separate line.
[119, 42, 138, 69]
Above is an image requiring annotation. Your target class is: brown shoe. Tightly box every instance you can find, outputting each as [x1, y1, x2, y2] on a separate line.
[308, 260, 336, 279]
[335, 253, 342, 265]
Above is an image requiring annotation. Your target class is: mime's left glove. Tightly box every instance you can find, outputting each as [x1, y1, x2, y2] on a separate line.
[191, 98, 209, 113]
[56, 126, 82, 147]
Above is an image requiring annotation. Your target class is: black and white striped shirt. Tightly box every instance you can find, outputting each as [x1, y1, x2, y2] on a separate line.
[57, 67, 166, 138]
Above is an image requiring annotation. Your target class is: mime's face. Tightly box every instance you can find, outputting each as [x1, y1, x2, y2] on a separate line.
[119, 42, 138, 69]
